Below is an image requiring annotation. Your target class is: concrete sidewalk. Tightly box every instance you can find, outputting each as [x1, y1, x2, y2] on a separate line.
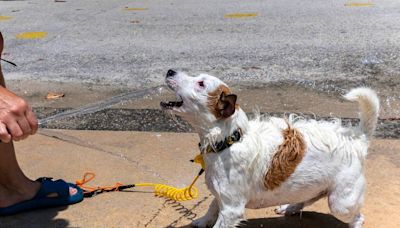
[0, 130, 399, 228]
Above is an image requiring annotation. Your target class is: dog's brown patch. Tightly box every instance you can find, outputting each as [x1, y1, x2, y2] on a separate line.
[264, 124, 306, 190]
[208, 85, 238, 119]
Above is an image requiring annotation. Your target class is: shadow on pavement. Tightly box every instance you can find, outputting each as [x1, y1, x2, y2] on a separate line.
[177, 211, 347, 228]
[243, 212, 347, 228]
[0, 206, 70, 228]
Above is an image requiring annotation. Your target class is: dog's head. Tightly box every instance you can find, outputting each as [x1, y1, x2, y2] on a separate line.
[160, 69, 238, 125]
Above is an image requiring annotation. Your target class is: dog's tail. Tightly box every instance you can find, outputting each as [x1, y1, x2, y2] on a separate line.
[343, 87, 380, 138]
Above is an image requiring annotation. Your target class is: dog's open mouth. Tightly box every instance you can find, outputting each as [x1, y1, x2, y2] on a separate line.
[160, 97, 183, 110]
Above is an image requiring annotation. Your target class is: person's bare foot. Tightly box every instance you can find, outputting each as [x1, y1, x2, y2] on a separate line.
[0, 180, 78, 208]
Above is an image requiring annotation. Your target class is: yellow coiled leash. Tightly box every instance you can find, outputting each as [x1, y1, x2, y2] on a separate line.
[76, 154, 205, 202]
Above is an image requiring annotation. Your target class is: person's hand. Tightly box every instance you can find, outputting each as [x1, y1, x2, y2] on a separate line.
[0, 86, 38, 143]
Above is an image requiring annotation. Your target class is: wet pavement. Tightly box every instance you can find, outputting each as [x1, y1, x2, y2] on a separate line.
[32, 107, 399, 138]
[1, 0, 400, 92]
[17, 82, 398, 139]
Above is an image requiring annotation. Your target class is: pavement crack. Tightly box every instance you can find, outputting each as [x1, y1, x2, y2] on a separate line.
[143, 195, 211, 227]
[38, 129, 167, 181]
[167, 194, 212, 227]
[144, 200, 168, 227]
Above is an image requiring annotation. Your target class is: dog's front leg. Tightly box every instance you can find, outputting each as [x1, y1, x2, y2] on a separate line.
[213, 200, 246, 228]
[192, 198, 219, 228]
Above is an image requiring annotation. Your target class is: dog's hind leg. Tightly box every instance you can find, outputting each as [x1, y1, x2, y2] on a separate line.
[192, 198, 219, 228]
[275, 191, 326, 216]
[328, 175, 365, 228]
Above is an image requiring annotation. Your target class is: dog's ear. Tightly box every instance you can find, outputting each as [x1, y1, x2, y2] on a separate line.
[218, 92, 237, 118]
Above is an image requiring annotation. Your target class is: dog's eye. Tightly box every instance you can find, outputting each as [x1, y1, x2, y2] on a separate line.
[198, 81, 205, 88]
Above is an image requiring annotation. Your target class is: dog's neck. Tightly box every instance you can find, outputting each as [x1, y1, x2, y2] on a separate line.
[195, 108, 249, 150]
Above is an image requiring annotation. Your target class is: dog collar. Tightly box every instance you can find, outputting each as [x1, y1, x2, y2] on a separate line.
[199, 128, 242, 154]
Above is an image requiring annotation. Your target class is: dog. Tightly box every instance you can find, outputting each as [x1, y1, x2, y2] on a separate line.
[160, 69, 379, 228]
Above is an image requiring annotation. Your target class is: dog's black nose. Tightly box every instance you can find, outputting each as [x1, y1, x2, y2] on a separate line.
[166, 69, 176, 78]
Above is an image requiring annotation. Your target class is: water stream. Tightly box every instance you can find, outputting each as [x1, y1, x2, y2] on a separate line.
[38, 85, 166, 126]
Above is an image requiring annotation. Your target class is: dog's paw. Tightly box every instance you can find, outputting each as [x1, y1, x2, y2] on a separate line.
[349, 214, 364, 228]
[191, 216, 215, 228]
[274, 204, 290, 215]
[274, 203, 303, 216]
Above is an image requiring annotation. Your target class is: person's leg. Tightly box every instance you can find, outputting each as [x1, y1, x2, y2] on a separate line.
[0, 35, 40, 206]
[0, 143, 41, 207]
[0, 32, 76, 208]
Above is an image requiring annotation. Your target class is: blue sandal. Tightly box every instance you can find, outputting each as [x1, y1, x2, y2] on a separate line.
[0, 177, 84, 216]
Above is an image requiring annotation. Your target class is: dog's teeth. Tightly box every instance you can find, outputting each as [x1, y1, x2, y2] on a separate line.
[160, 101, 171, 109]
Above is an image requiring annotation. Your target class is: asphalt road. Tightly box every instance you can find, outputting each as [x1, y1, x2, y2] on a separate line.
[0, 0, 399, 90]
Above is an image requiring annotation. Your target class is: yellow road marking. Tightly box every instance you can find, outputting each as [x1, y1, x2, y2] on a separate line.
[345, 2, 374, 7]
[124, 8, 148, 11]
[15, 32, 47, 39]
[224, 13, 258, 19]
[0, 16, 12, 21]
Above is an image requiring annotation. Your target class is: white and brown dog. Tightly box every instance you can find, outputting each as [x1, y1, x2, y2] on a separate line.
[160, 69, 379, 228]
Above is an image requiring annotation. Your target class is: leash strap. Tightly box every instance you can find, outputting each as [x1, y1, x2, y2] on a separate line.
[75, 172, 135, 197]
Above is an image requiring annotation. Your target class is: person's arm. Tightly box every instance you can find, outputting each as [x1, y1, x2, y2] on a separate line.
[0, 32, 38, 143]
[0, 86, 38, 143]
